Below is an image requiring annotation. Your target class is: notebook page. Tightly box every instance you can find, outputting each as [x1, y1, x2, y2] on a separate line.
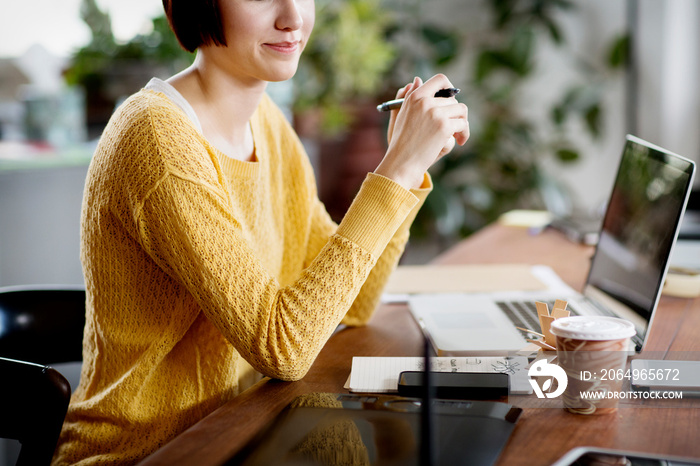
[348, 356, 532, 395]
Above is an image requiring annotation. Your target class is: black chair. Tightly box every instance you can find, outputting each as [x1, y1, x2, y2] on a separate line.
[0, 285, 86, 365]
[0, 357, 71, 466]
[0, 285, 86, 465]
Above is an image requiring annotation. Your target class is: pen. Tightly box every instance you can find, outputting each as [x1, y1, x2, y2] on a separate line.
[376, 87, 460, 112]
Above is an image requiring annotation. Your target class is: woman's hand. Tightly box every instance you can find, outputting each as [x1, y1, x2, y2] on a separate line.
[377, 74, 469, 189]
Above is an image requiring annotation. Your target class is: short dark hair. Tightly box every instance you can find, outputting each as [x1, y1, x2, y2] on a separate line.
[162, 0, 227, 53]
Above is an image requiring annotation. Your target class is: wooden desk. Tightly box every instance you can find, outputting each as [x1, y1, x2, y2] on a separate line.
[139, 224, 700, 466]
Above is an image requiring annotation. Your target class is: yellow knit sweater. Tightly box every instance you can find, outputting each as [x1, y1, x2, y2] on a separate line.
[52, 90, 430, 464]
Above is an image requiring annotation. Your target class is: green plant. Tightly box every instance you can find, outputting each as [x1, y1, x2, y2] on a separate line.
[411, 0, 628, 242]
[66, 0, 193, 88]
[66, 1, 191, 107]
[293, 0, 397, 135]
[380, 0, 461, 91]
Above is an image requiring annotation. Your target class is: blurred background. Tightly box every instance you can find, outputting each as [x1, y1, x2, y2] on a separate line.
[1, 0, 699, 286]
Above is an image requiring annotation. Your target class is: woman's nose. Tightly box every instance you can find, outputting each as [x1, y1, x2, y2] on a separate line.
[276, 0, 304, 31]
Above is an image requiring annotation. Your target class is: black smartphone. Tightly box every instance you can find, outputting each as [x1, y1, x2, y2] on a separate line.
[397, 371, 509, 400]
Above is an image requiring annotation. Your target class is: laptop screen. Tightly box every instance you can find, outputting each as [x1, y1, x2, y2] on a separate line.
[585, 135, 695, 336]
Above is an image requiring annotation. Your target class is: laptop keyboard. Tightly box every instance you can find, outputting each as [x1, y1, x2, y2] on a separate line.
[495, 300, 580, 338]
[497, 299, 644, 350]
[583, 297, 617, 318]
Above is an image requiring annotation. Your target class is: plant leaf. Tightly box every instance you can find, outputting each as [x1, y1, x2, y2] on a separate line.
[475, 51, 497, 83]
[585, 104, 601, 137]
[551, 105, 566, 126]
[607, 34, 630, 69]
[556, 148, 579, 162]
[421, 25, 460, 66]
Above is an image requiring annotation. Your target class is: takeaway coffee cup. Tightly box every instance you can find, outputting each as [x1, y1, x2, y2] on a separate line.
[550, 316, 636, 415]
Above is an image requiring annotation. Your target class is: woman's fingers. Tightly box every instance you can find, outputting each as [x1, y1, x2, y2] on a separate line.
[439, 136, 456, 158]
[388, 78, 420, 144]
[406, 74, 452, 101]
[455, 118, 470, 146]
[377, 74, 470, 189]
[435, 110, 468, 159]
[430, 96, 469, 148]
[444, 101, 469, 147]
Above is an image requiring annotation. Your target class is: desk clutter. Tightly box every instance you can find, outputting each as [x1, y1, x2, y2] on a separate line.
[346, 356, 533, 396]
[518, 299, 570, 352]
[345, 301, 576, 399]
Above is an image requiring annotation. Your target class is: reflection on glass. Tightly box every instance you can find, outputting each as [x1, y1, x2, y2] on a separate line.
[588, 140, 692, 322]
[230, 393, 521, 466]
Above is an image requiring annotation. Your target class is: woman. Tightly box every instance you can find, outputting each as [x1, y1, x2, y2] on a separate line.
[53, 0, 468, 463]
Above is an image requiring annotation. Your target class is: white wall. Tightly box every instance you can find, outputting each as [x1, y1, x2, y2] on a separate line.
[0, 164, 87, 287]
[537, 0, 628, 214]
[636, 0, 700, 168]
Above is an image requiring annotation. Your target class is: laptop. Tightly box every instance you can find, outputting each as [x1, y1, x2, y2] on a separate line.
[409, 135, 696, 356]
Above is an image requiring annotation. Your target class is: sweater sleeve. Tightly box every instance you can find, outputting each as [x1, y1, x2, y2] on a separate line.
[135, 170, 419, 381]
[302, 173, 432, 327]
[342, 173, 432, 326]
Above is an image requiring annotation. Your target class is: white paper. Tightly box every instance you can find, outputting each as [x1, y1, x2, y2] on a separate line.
[348, 356, 532, 395]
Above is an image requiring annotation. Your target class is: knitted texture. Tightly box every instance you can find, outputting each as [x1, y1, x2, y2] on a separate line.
[52, 90, 430, 464]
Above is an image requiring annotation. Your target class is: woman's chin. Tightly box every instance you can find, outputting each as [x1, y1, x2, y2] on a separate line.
[265, 65, 299, 83]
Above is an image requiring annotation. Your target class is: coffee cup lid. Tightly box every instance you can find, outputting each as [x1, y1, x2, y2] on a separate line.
[550, 316, 636, 341]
